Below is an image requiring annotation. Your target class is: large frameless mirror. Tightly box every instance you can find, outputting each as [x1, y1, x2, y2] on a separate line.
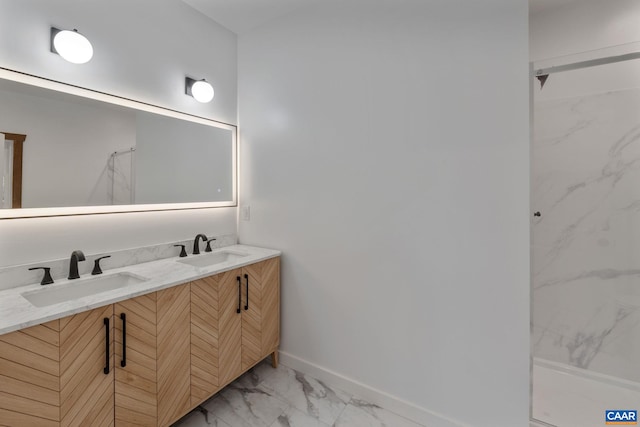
[0, 68, 237, 219]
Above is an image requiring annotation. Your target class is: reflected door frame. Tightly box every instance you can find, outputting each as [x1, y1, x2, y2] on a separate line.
[2, 132, 25, 208]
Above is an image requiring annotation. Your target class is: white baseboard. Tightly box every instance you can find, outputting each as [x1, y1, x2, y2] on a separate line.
[530, 420, 556, 427]
[533, 357, 640, 392]
[278, 351, 469, 427]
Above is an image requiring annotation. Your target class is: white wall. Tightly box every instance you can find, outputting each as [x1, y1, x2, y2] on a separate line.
[0, 0, 237, 267]
[530, 0, 640, 62]
[0, 0, 237, 123]
[238, 1, 530, 426]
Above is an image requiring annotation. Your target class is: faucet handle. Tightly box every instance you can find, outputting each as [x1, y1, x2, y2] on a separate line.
[174, 244, 188, 258]
[205, 238, 217, 252]
[29, 267, 54, 286]
[92, 256, 111, 275]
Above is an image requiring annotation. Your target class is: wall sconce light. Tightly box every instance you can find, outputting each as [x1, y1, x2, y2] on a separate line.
[51, 27, 93, 64]
[186, 77, 214, 103]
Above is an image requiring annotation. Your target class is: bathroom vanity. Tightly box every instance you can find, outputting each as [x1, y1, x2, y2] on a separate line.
[0, 245, 280, 427]
[0, 46, 269, 427]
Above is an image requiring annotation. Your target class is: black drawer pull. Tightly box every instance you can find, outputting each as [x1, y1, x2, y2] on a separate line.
[103, 317, 110, 375]
[237, 276, 242, 314]
[244, 274, 249, 311]
[120, 313, 127, 368]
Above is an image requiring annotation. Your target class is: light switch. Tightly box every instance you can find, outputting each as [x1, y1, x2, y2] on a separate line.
[241, 205, 250, 221]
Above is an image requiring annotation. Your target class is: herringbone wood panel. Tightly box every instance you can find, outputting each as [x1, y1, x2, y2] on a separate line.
[115, 293, 157, 427]
[241, 263, 263, 371]
[259, 258, 280, 354]
[241, 258, 280, 370]
[60, 305, 114, 427]
[190, 276, 220, 405]
[218, 269, 242, 386]
[157, 283, 191, 427]
[0, 321, 61, 427]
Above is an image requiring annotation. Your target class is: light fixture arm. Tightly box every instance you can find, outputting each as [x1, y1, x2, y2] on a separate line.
[185, 77, 198, 97]
[50, 27, 62, 54]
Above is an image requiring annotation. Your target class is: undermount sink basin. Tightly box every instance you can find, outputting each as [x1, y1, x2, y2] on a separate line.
[177, 250, 249, 268]
[22, 272, 149, 307]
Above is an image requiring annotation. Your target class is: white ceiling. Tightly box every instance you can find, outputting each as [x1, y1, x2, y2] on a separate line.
[183, 0, 319, 34]
[184, 0, 581, 34]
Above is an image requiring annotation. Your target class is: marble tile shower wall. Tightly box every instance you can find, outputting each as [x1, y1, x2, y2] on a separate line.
[0, 233, 237, 290]
[532, 88, 640, 383]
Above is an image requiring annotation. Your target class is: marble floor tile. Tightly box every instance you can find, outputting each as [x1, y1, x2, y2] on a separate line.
[234, 359, 280, 389]
[202, 384, 290, 427]
[259, 364, 351, 425]
[173, 360, 425, 427]
[172, 407, 231, 427]
[268, 406, 331, 427]
[333, 399, 424, 427]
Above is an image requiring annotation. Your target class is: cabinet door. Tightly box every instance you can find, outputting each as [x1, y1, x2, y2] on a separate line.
[115, 293, 158, 427]
[190, 275, 220, 405]
[241, 258, 280, 371]
[156, 283, 191, 426]
[259, 257, 280, 357]
[60, 305, 114, 427]
[218, 268, 243, 386]
[0, 320, 61, 427]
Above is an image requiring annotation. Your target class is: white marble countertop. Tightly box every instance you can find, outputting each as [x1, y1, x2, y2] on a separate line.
[0, 245, 280, 335]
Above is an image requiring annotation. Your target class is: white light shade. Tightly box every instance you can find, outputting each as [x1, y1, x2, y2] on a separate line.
[191, 80, 214, 103]
[53, 30, 93, 64]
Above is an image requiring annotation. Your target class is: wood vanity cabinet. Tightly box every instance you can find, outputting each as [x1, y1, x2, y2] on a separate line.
[190, 268, 239, 404]
[190, 257, 280, 407]
[114, 283, 191, 426]
[0, 305, 114, 427]
[0, 283, 190, 427]
[59, 305, 115, 427]
[0, 256, 279, 427]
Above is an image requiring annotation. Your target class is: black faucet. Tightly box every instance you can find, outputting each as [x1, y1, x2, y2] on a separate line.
[193, 234, 208, 255]
[68, 250, 86, 280]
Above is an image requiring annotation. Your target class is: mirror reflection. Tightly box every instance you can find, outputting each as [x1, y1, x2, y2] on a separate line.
[0, 77, 236, 212]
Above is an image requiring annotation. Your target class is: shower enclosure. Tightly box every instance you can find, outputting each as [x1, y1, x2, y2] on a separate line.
[108, 147, 135, 205]
[531, 46, 640, 427]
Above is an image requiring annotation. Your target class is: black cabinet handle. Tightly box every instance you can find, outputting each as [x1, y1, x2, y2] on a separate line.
[244, 274, 249, 311]
[120, 313, 127, 368]
[237, 276, 242, 314]
[103, 317, 110, 375]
